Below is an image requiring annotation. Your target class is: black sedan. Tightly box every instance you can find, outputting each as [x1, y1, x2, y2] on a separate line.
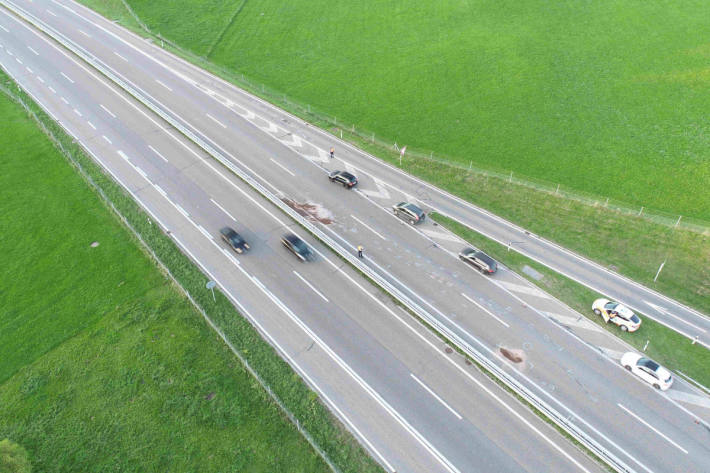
[328, 170, 358, 188]
[281, 233, 314, 261]
[220, 226, 250, 254]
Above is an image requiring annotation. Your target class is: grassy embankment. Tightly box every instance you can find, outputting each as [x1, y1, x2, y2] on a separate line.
[430, 213, 710, 389]
[74, 0, 710, 316]
[0, 73, 382, 472]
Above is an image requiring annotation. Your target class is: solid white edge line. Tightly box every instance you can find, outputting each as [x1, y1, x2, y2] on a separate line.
[351, 215, 387, 241]
[210, 198, 237, 222]
[206, 112, 227, 128]
[197, 224, 213, 240]
[617, 404, 688, 454]
[410, 374, 462, 420]
[292, 271, 329, 303]
[147, 144, 169, 162]
[153, 184, 167, 197]
[460, 293, 510, 328]
[269, 157, 296, 177]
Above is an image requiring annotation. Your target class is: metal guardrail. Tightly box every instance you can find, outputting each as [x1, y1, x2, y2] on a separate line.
[2, 2, 634, 471]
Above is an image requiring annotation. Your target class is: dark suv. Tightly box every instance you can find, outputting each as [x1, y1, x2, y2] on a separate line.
[220, 226, 250, 254]
[328, 170, 358, 188]
[393, 202, 425, 225]
[281, 233, 314, 261]
[458, 247, 497, 274]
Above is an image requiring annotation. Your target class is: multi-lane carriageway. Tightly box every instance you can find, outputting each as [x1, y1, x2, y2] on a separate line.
[1, 0, 709, 472]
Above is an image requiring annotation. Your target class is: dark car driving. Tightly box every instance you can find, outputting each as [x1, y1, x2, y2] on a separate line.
[458, 247, 497, 274]
[220, 226, 250, 254]
[393, 202, 425, 225]
[281, 233, 314, 261]
[328, 170, 358, 188]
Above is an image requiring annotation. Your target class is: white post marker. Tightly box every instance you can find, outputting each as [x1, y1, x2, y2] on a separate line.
[653, 259, 666, 282]
[206, 280, 216, 302]
[399, 145, 407, 166]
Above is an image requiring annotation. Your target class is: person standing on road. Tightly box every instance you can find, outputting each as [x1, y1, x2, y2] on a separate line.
[330, 147, 335, 159]
[357, 245, 364, 258]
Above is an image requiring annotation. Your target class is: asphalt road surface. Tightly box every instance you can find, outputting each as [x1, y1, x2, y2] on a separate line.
[2, 1, 709, 472]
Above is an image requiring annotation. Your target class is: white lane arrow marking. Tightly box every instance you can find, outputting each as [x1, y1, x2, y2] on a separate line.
[420, 228, 463, 244]
[644, 300, 706, 332]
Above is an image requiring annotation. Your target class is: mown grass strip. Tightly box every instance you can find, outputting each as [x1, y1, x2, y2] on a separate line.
[0, 69, 383, 473]
[430, 212, 710, 389]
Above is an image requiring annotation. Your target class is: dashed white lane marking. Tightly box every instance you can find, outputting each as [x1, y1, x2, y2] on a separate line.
[100, 104, 116, 118]
[155, 79, 172, 92]
[293, 271, 329, 302]
[27, 45, 38, 55]
[206, 113, 227, 128]
[46, 9, 57, 17]
[544, 311, 606, 334]
[0, 25, 9, 33]
[498, 280, 552, 300]
[60, 96, 68, 104]
[87, 121, 96, 130]
[36, 75, 44, 83]
[461, 293, 510, 328]
[25, 66, 33, 73]
[269, 157, 295, 177]
[102, 135, 112, 144]
[410, 374, 463, 420]
[210, 198, 237, 222]
[666, 390, 710, 410]
[15, 57, 22, 64]
[60, 71, 74, 83]
[617, 404, 688, 454]
[78, 29, 91, 37]
[114, 51, 128, 62]
[351, 215, 387, 241]
[73, 108, 82, 117]
[148, 144, 169, 163]
[134, 166, 148, 180]
[420, 228, 463, 244]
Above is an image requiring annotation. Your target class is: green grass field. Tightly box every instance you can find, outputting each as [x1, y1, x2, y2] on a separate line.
[99, 0, 710, 220]
[0, 87, 360, 472]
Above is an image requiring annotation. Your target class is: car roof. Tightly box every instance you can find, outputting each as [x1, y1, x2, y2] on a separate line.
[399, 202, 423, 213]
[638, 358, 660, 372]
[341, 171, 356, 179]
[475, 252, 496, 265]
[220, 226, 236, 235]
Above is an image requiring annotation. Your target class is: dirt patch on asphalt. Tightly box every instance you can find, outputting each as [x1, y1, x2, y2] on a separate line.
[500, 347, 526, 364]
[282, 198, 334, 224]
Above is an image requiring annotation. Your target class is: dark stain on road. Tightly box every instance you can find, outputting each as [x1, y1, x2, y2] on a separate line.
[282, 198, 334, 224]
[500, 347, 525, 363]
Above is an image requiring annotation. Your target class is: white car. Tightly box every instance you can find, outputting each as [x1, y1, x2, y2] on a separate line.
[592, 298, 641, 332]
[620, 352, 673, 390]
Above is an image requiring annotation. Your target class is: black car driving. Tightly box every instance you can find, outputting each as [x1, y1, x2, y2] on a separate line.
[281, 233, 314, 261]
[220, 226, 250, 254]
[328, 170, 358, 188]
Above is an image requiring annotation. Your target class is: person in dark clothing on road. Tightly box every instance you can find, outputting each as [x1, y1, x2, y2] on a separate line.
[357, 245, 363, 258]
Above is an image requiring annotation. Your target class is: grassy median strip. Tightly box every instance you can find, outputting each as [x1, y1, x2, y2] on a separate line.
[0, 71, 382, 472]
[430, 212, 710, 389]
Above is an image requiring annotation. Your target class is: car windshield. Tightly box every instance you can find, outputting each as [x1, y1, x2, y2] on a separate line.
[638, 358, 660, 372]
[604, 302, 618, 311]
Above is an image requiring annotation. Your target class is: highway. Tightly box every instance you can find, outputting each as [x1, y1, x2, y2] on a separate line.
[0, 5, 603, 473]
[2, 1, 710, 472]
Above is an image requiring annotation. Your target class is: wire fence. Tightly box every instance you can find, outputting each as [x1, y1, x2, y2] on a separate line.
[112, 2, 709, 235]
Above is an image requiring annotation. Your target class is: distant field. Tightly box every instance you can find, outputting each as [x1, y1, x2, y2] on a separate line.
[97, 0, 709, 219]
[0, 91, 333, 472]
